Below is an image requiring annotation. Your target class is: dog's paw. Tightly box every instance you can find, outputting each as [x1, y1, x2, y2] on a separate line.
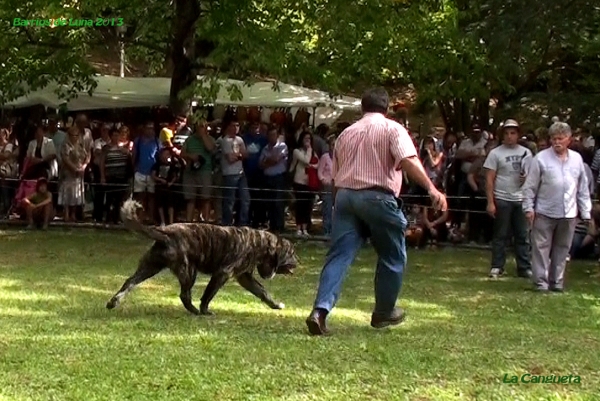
[106, 299, 118, 310]
[271, 302, 285, 310]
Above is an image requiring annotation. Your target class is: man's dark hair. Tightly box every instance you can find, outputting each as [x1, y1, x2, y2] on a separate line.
[361, 87, 389, 114]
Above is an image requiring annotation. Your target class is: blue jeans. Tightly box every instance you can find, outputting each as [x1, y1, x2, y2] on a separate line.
[491, 199, 531, 272]
[222, 174, 250, 226]
[322, 185, 333, 235]
[264, 173, 286, 232]
[313, 188, 408, 314]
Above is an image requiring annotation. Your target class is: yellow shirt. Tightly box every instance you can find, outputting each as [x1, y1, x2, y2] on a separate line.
[159, 128, 174, 146]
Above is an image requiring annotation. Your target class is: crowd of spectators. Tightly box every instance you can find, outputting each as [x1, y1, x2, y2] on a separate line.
[0, 110, 598, 262]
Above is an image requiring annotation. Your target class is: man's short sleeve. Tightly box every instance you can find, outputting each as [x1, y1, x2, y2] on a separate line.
[482, 149, 498, 171]
[388, 122, 418, 169]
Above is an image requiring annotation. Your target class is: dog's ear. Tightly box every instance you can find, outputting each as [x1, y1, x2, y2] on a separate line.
[274, 238, 297, 275]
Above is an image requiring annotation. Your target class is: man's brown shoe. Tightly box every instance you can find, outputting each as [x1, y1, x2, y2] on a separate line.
[306, 308, 330, 335]
[370, 307, 406, 329]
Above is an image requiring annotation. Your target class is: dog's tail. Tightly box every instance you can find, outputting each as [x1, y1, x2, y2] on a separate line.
[120, 198, 170, 242]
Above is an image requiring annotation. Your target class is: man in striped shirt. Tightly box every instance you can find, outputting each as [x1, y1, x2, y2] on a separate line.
[306, 88, 447, 336]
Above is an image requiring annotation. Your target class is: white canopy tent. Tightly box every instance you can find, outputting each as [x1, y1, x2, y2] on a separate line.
[3, 76, 361, 126]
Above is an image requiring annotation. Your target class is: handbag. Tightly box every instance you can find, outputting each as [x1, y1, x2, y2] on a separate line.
[305, 153, 320, 191]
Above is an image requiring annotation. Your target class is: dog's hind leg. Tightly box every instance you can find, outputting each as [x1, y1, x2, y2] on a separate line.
[199, 272, 230, 316]
[178, 270, 200, 315]
[236, 273, 285, 310]
[106, 259, 164, 310]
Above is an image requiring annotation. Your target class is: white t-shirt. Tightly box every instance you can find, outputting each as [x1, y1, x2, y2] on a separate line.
[93, 138, 108, 165]
[458, 137, 487, 173]
[220, 136, 245, 176]
[483, 144, 532, 202]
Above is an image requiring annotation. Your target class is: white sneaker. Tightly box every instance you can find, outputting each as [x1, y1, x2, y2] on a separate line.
[489, 268, 503, 278]
[565, 255, 571, 263]
[302, 230, 310, 237]
[296, 230, 303, 237]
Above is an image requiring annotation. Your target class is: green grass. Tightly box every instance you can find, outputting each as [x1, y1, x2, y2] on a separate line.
[1, 229, 599, 401]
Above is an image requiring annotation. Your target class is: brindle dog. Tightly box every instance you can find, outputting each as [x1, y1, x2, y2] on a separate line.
[106, 200, 298, 316]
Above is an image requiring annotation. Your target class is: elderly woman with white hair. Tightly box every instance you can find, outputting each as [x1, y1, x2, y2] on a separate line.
[522, 122, 592, 292]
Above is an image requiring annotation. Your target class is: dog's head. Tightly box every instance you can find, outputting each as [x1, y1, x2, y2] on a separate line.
[275, 237, 298, 275]
[258, 237, 298, 279]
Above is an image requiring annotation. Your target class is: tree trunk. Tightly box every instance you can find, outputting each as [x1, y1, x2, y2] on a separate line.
[474, 98, 490, 130]
[438, 97, 483, 135]
[437, 99, 459, 134]
[169, 0, 201, 116]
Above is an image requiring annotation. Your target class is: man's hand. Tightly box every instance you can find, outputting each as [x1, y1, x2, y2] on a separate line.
[428, 187, 447, 211]
[486, 202, 496, 218]
[525, 211, 535, 227]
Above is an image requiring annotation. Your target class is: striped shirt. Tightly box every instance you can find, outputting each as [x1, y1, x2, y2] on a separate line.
[591, 149, 600, 180]
[332, 113, 417, 197]
[104, 146, 130, 182]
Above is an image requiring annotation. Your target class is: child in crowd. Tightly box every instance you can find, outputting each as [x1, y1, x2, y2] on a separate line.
[568, 206, 600, 261]
[151, 148, 181, 227]
[405, 204, 424, 247]
[318, 135, 335, 236]
[421, 205, 449, 248]
[22, 178, 53, 230]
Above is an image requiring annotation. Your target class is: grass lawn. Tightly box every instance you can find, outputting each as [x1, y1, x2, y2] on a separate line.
[1, 228, 599, 401]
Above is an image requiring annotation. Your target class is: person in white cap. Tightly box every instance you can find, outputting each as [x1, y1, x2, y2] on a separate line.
[483, 119, 533, 278]
[522, 122, 592, 292]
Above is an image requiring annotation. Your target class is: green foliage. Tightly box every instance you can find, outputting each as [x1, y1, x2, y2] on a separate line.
[1, 0, 599, 128]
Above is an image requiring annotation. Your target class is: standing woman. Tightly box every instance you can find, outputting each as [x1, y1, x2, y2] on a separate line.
[0, 128, 18, 214]
[59, 126, 90, 222]
[100, 128, 133, 225]
[24, 124, 57, 180]
[289, 131, 319, 237]
[421, 136, 445, 189]
[318, 135, 336, 236]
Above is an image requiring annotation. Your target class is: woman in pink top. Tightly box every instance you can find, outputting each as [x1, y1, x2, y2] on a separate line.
[318, 135, 335, 236]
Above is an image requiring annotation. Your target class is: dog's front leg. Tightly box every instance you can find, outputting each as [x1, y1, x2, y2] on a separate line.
[236, 272, 285, 310]
[199, 273, 230, 316]
[179, 271, 200, 315]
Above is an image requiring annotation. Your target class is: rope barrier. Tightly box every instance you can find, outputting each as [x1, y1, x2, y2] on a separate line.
[0, 176, 594, 216]
[1, 175, 595, 201]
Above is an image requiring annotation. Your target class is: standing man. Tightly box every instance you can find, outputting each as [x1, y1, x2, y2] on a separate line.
[220, 120, 250, 226]
[484, 119, 533, 278]
[454, 125, 487, 240]
[181, 120, 215, 222]
[259, 126, 288, 233]
[132, 122, 160, 223]
[243, 121, 268, 228]
[305, 88, 447, 336]
[522, 122, 592, 292]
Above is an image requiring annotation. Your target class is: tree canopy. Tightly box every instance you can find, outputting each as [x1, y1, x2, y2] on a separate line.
[1, 0, 599, 131]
